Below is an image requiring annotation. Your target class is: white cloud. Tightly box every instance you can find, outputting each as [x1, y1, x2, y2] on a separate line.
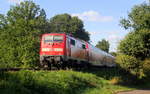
[71, 10, 113, 22]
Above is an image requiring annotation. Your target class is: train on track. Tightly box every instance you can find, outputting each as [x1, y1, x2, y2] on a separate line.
[40, 33, 116, 69]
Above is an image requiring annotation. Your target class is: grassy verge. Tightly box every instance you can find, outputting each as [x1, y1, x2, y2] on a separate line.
[0, 69, 131, 94]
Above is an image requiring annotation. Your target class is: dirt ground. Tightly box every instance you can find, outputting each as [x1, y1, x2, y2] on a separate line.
[117, 90, 150, 94]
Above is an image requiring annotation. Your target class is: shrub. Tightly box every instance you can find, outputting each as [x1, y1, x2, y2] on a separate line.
[116, 54, 144, 78]
[0, 70, 108, 94]
[142, 58, 150, 77]
[118, 30, 150, 60]
[0, 1, 48, 68]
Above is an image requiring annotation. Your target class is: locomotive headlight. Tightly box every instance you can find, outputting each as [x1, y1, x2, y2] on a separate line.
[54, 48, 63, 51]
[42, 48, 51, 51]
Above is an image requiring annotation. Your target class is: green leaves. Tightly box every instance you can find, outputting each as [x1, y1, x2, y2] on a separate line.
[118, 2, 150, 80]
[0, 1, 48, 68]
[0, 1, 90, 68]
[120, 3, 150, 30]
[49, 14, 90, 41]
[0, 14, 7, 29]
[96, 39, 110, 52]
[116, 54, 144, 78]
[118, 30, 150, 60]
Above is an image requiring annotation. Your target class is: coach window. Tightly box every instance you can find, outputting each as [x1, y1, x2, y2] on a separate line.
[70, 39, 75, 46]
[82, 44, 86, 49]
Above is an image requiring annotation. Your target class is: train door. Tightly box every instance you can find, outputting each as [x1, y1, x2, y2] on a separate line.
[70, 38, 76, 57]
[66, 36, 71, 57]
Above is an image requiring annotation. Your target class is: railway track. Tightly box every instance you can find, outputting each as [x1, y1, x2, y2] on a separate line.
[0, 67, 79, 72]
[0, 64, 115, 72]
[0, 68, 52, 72]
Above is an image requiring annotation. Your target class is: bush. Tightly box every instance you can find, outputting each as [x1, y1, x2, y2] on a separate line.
[118, 30, 150, 60]
[0, 1, 48, 68]
[142, 58, 150, 77]
[116, 54, 144, 78]
[0, 70, 110, 94]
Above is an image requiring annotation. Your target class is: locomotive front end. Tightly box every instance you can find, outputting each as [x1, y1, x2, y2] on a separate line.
[40, 33, 66, 68]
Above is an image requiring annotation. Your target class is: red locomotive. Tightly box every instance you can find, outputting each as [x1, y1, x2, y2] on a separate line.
[40, 33, 115, 69]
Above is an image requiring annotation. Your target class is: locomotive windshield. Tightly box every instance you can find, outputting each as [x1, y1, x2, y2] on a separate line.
[44, 35, 63, 43]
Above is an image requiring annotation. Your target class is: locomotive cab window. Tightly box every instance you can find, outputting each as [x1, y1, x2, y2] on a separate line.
[82, 44, 86, 49]
[53, 35, 63, 42]
[44, 35, 63, 43]
[44, 35, 53, 43]
[70, 39, 75, 46]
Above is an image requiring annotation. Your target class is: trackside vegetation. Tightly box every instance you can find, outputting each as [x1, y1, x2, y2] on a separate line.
[0, 69, 132, 94]
[0, 1, 90, 68]
[118, 1, 150, 82]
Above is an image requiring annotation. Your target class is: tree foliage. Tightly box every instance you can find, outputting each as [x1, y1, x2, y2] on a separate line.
[119, 1, 150, 61]
[109, 52, 117, 56]
[0, 14, 7, 29]
[142, 58, 150, 77]
[49, 14, 90, 41]
[120, 2, 150, 30]
[118, 29, 150, 60]
[96, 39, 110, 52]
[7, 1, 49, 33]
[0, 1, 49, 68]
[0, 1, 91, 68]
[116, 54, 142, 78]
[118, 2, 150, 80]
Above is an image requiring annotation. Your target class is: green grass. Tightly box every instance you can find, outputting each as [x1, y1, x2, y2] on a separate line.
[0, 69, 131, 94]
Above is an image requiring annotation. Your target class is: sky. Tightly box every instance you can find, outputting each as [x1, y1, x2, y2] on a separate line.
[0, 0, 146, 52]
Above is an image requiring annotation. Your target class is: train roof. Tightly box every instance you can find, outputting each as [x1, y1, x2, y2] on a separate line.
[88, 43, 115, 58]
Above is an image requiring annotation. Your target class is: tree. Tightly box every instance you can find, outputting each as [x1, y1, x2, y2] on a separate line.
[0, 14, 7, 29]
[118, 30, 150, 60]
[116, 54, 142, 78]
[118, 1, 150, 80]
[49, 14, 90, 41]
[0, 1, 49, 68]
[120, 2, 150, 30]
[96, 39, 110, 53]
[119, 1, 150, 60]
[110, 52, 117, 56]
[7, 1, 49, 33]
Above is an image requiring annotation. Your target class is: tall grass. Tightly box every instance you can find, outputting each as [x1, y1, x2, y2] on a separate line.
[0, 69, 129, 94]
